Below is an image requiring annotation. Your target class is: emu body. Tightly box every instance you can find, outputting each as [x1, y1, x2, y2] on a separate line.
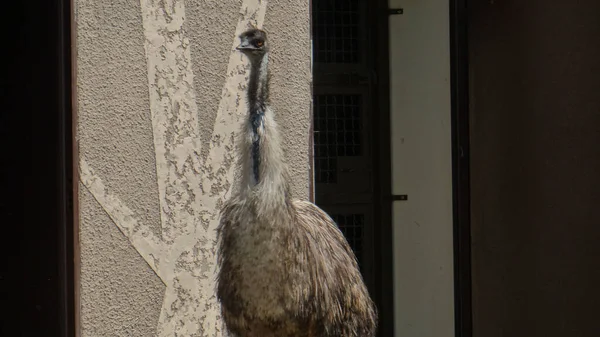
[216, 29, 377, 337]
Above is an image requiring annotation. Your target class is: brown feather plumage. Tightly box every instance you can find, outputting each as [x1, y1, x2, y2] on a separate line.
[216, 28, 377, 337]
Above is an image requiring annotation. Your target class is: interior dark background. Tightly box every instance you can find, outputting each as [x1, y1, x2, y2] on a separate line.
[0, 0, 73, 336]
[468, 1, 600, 336]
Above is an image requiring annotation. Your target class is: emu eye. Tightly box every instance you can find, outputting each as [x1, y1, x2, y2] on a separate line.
[255, 41, 264, 47]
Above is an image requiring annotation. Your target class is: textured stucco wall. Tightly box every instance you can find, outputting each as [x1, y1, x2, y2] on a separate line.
[75, 0, 311, 335]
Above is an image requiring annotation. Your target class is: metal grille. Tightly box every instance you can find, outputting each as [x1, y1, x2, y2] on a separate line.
[313, 0, 360, 63]
[331, 214, 364, 268]
[314, 94, 362, 184]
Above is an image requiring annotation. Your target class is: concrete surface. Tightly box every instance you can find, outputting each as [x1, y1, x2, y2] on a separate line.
[79, 186, 165, 336]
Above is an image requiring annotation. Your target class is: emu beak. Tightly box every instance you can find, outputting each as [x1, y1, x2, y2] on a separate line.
[236, 41, 253, 51]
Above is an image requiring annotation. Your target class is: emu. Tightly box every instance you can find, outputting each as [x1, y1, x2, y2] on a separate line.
[216, 28, 377, 337]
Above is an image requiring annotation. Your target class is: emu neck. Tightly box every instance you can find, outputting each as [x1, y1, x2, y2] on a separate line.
[247, 54, 269, 115]
[239, 53, 291, 211]
[247, 54, 269, 186]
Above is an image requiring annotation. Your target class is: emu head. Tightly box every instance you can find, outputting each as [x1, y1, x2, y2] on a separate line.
[236, 28, 269, 61]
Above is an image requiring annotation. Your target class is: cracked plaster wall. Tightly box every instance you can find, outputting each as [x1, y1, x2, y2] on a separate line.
[75, 0, 311, 335]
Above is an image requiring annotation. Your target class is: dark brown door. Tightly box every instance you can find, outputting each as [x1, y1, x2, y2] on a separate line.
[468, 1, 600, 336]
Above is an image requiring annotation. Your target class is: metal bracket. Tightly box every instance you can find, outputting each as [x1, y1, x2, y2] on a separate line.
[390, 194, 408, 201]
[388, 8, 404, 15]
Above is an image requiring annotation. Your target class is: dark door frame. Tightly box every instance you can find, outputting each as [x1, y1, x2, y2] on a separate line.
[0, 0, 75, 335]
[371, 1, 474, 336]
[372, 1, 395, 337]
[450, 0, 472, 336]
[58, 0, 76, 335]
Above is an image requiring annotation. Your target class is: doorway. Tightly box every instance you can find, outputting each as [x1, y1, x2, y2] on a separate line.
[0, 0, 74, 336]
[311, 0, 394, 336]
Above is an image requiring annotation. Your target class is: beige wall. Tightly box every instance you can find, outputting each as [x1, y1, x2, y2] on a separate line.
[74, 0, 311, 335]
[389, 0, 455, 336]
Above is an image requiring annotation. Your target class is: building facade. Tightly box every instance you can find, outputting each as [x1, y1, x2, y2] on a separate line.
[75, 0, 311, 335]
[5, 0, 600, 337]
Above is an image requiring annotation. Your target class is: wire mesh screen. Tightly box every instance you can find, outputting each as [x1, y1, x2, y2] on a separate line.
[330, 214, 364, 268]
[313, 0, 360, 63]
[314, 94, 362, 184]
